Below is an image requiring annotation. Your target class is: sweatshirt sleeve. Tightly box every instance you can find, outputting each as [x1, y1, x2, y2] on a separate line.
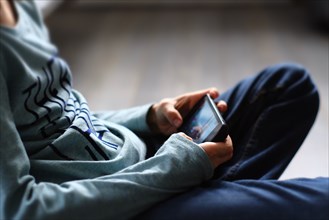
[0, 74, 213, 219]
[93, 104, 154, 134]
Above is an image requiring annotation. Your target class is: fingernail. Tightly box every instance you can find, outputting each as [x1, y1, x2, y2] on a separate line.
[174, 119, 181, 127]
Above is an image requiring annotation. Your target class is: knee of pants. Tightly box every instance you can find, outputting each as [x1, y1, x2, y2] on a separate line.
[262, 62, 320, 109]
[264, 62, 309, 84]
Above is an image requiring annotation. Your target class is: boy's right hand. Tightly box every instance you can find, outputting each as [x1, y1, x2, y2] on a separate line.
[199, 135, 233, 168]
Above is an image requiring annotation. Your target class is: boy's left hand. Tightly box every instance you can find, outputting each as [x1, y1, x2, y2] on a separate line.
[147, 88, 227, 135]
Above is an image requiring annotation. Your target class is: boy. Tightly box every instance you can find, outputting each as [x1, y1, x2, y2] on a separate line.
[1, 1, 328, 219]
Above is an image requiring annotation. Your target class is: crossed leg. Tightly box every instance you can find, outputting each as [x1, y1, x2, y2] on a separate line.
[139, 63, 328, 220]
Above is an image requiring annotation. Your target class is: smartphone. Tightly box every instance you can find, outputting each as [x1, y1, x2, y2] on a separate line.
[179, 94, 228, 144]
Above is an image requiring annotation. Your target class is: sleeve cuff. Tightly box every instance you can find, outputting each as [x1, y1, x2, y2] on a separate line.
[156, 133, 214, 181]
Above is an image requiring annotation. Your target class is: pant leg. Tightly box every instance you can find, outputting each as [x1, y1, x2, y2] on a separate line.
[139, 177, 329, 220]
[138, 63, 325, 220]
[214, 63, 320, 180]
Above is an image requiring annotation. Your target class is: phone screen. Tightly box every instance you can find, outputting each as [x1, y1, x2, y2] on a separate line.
[180, 95, 224, 144]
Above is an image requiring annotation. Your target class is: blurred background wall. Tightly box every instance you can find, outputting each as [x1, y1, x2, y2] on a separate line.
[41, 0, 328, 180]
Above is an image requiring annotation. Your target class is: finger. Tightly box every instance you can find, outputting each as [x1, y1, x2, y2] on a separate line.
[207, 87, 220, 100]
[177, 87, 219, 112]
[164, 104, 183, 128]
[225, 135, 233, 147]
[217, 100, 228, 113]
[186, 87, 219, 101]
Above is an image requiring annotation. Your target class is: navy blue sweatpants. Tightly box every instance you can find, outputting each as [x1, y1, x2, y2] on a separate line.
[139, 63, 329, 220]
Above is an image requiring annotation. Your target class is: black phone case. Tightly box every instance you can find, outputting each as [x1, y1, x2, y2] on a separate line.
[180, 94, 229, 142]
[212, 123, 229, 142]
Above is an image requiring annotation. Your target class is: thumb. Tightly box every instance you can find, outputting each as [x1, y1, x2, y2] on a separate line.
[165, 104, 183, 128]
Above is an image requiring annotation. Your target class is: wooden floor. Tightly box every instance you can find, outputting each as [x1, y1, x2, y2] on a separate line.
[46, 3, 328, 179]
